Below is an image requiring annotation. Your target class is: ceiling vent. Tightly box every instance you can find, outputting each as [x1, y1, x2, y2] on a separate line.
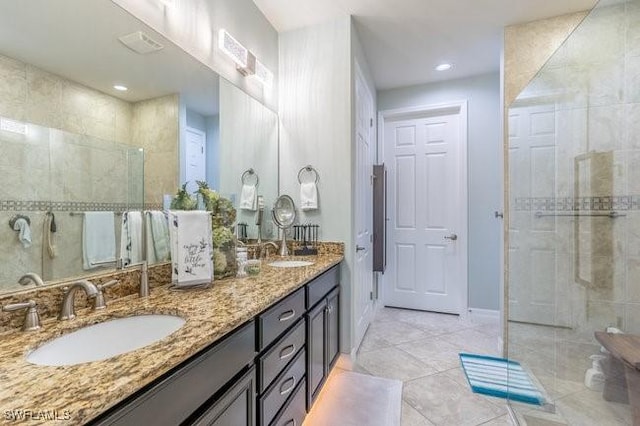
[118, 31, 164, 54]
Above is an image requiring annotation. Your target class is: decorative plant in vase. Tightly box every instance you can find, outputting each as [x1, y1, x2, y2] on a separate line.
[196, 181, 237, 278]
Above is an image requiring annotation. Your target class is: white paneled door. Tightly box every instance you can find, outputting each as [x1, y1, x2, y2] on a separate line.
[383, 103, 467, 314]
[353, 62, 375, 349]
[185, 127, 206, 193]
[508, 104, 566, 327]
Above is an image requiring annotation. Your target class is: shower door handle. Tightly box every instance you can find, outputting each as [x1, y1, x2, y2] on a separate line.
[444, 234, 458, 241]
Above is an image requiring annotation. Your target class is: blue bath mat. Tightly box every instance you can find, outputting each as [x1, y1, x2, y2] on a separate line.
[459, 353, 546, 406]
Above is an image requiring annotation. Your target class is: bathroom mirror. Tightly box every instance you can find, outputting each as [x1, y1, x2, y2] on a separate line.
[0, 0, 278, 294]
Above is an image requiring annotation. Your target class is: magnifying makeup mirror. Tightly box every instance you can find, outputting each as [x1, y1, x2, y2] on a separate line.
[272, 195, 296, 256]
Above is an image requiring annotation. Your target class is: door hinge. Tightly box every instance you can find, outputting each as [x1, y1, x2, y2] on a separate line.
[370, 118, 373, 127]
[370, 234, 373, 243]
[201, 147, 204, 154]
[369, 291, 373, 300]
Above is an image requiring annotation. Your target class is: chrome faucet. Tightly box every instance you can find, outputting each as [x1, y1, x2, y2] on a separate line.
[260, 241, 279, 259]
[59, 280, 99, 320]
[18, 273, 44, 287]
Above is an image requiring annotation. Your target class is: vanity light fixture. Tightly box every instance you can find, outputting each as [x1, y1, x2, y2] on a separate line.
[158, 0, 177, 7]
[0, 117, 27, 135]
[218, 29, 248, 69]
[435, 63, 452, 71]
[218, 29, 273, 86]
[254, 59, 274, 87]
[113, 85, 128, 92]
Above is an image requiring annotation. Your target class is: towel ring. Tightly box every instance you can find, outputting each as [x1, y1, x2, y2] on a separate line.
[241, 168, 259, 187]
[297, 165, 319, 184]
[9, 214, 30, 230]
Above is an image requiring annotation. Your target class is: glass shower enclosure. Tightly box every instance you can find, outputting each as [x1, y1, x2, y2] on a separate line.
[506, 0, 640, 424]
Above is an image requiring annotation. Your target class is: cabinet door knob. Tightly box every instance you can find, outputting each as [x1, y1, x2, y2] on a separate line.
[356, 245, 365, 252]
[444, 234, 458, 241]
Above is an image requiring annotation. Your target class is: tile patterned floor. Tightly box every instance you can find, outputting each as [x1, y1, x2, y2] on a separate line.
[354, 306, 513, 426]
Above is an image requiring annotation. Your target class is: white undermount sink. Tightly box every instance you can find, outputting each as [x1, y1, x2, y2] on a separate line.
[26, 314, 185, 366]
[268, 260, 315, 268]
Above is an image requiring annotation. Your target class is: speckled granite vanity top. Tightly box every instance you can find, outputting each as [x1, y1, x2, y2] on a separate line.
[0, 254, 342, 425]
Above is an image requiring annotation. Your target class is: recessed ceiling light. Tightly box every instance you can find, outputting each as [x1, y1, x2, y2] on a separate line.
[113, 85, 128, 92]
[435, 63, 452, 71]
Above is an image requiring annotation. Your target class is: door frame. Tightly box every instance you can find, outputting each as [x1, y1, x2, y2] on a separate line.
[378, 100, 469, 316]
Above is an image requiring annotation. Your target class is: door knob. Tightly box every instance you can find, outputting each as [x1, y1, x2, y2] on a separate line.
[444, 234, 458, 241]
[356, 245, 366, 252]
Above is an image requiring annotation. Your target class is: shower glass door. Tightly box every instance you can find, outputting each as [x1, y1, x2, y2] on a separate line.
[506, 0, 640, 424]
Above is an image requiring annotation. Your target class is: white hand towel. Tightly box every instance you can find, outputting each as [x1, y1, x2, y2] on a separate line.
[83, 212, 116, 269]
[120, 211, 143, 267]
[169, 211, 213, 286]
[239, 184, 257, 211]
[300, 182, 319, 211]
[145, 211, 170, 264]
[13, 218, 32, 248]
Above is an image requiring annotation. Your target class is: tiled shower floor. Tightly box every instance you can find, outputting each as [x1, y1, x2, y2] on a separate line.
[352, 306, 633, 425]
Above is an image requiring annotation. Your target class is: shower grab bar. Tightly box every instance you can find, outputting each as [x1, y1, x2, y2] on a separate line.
[69, 211, 124, 216]
[534, 211, 625, 219]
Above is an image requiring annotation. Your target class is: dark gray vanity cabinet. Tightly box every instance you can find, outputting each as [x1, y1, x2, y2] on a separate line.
[305, 266, 340, 408]
[90, 322, 256, 426]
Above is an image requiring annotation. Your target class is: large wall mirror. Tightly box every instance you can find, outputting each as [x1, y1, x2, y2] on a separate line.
[0, 0, 278, 294]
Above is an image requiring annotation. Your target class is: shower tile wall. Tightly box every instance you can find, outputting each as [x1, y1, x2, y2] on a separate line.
[0, 53, 177, 290]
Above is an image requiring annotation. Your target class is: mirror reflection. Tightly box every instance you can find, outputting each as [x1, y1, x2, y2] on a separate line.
[0, 0, 278, 294]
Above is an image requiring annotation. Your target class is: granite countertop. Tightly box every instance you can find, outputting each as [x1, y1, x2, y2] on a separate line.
[0, 254, 342, 425]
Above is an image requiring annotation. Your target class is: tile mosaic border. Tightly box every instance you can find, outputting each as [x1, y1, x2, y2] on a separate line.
[0, 200, 163, 213]
[513, 196, 640, 211]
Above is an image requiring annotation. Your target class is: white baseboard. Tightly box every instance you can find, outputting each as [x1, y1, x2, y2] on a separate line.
[467, 308, 500, 323]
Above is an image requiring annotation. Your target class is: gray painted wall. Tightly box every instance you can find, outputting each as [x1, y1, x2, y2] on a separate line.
[377, 73, 502, 311]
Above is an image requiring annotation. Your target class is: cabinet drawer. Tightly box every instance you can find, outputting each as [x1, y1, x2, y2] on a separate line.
[258, 318, 305, 393]
[258, 288, 305, 350]
[92, 322, 255, 426]
[306, 266, 339, 309]
[259, 349, 306, 426]
[270, 378, 306, 426]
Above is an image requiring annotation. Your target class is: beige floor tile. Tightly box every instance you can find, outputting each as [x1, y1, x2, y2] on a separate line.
[403, 373, 506, 426]
[365, 319, 434, 345]
[355, 346, 437, 382]
[397, 337, 463, 373]
[479, 414, 515, 425]
[401, 401, 436, 426]
[554, 388, 632, 426]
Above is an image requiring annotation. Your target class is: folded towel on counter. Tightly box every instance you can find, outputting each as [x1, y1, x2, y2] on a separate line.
[239, 184, 257, 211]
[300, 181, 319, 211]
[145, 211, 170, 264]
[13, 217, 32, 248]
[120, 211, 143, 267]
[83, 212, 116, 269]
[169, 211, 213, 286]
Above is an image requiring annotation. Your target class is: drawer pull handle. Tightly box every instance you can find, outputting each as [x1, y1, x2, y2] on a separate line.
[283, 420, 296, 426]
[278, 309, 296, 322]
[279, 377, 296, 395]
[279, 344, 296, 359]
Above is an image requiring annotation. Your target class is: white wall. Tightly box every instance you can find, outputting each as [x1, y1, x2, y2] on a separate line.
[279, 17, 355, 352]
[377, 73, 502, 311]
[111, 0, 278, 111]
